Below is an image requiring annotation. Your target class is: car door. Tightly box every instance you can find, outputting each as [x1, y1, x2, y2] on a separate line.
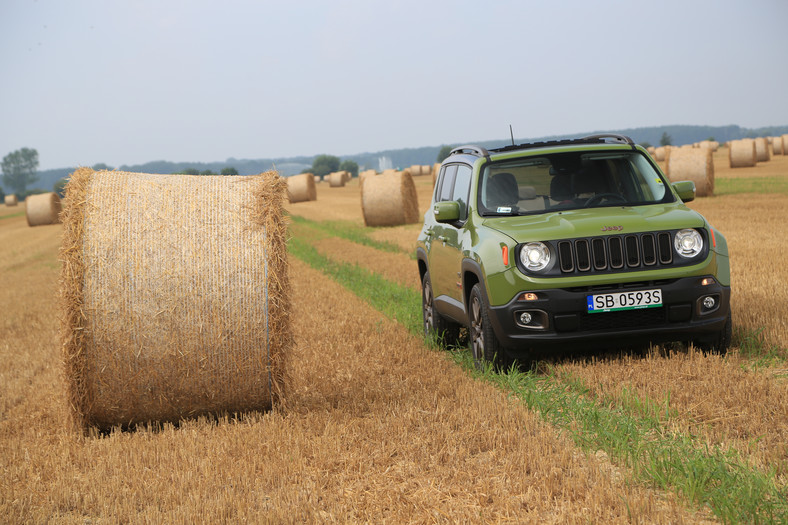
[428, 163, 473, 307]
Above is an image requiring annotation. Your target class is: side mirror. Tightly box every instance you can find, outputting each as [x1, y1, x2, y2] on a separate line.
[433, 201, 460, 223]
[672, 181, 696, 203]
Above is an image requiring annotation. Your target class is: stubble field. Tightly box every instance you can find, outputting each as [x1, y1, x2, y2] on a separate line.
[0, 147, 786, 523]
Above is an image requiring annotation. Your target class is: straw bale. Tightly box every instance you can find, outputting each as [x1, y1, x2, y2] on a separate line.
[697, 140, 719, 151]
[26, 192, 62, 226]
[432, 163, 441, 187]
[340, 170, 351, 183]
[286, 173, 317, 203]
[771, 137, 784, 155]
[4, 194, 18, 206]
[665, 147, 714, 197]
[59, 168, 291, 431]
[782, 134, 788, 155]
[729, 139, 756, 168]
[754, 137, 770, 162]
[328, 171, 346, 187]
[654, 146, 670, 162]
[422, 165, 432, 175]
[358, 169, 377, 190]
[407, 165, 422, 176]
[360, 170, 419, 227]
[314, 175, 322, 183]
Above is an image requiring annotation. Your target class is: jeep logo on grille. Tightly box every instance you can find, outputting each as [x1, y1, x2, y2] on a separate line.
[601, 225, 623, 232]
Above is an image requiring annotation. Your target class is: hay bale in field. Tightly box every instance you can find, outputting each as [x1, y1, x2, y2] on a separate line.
[771, 137, 784, 155]
[328, 171, 346, 187]
[314, 174, 322, 183]
[754, 137, 770, 162]
[26, 192, 62, 226]
[286, 173, 317, 203]
[358, 169, 377, 190]
[697, 140, 719, 151]
[360, 170, 419, 227]
[666, 147, 714, 197]
[407, 165, 422, 176]
[4, 194, 18, 206]
[432, 163, 441, 187]
[654, 146, 670, 162]
[782, 134, 788, 155]
[59, 168, 291, 431]
[729, 139, 757, 168]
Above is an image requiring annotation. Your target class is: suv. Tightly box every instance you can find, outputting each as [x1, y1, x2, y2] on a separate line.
[417, 134, 731, 367]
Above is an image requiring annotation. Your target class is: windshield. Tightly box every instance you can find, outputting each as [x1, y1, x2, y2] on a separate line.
[478, 150, 672, 216]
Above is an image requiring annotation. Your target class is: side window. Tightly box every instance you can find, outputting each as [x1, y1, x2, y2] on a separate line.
[451, 164, 472, 220]
[438, 165, 458, 202]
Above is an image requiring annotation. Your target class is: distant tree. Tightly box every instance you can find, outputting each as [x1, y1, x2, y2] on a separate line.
[707, 136, 716, 142]
[339, 160, 359, 178]
[201, 169, 215, 175]
[311, 154, 341, 177]
[436, 145, 452, 163]
[640, 141, 653, 149]
[53, 177, 69, 197]
[2, 147, 39, 194]
[221, 166, 239, 175]
[174, 168, 200, 175]
[659, 132, 672, 146]
[92, 162, 113, 171]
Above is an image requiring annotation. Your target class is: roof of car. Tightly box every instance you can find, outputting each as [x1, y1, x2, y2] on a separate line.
[448, 134, 637, 160]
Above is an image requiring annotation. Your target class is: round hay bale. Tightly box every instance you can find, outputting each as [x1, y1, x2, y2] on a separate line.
[729, 139, 756, 168]
[432, 163, 441, 187]
[360, 170, 419, 227]
[754, 137, 770, 162]
[26, 192, 62, 226]
[665, 148, 714, 197]
[328, 171, 346, 187]
[654, 146, 670, 162]
[407, 165, 421, 176]
[421, 165, 432, 176]
[358, 169, 377, 190]
[339, 170, 350, 184]
[286, 173, 317, 203]
[314, 174, 322, 183]
[59, 168, 291, 431]
[5, 194, 18, 206]
[782, 134, 788, 155]
[771, 137, 784, 156]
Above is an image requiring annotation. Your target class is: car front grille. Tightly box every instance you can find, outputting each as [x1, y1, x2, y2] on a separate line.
[555, 232, 675, 275]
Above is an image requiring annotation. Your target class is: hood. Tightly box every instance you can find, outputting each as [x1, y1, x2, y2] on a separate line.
[482, 204, 706, 242]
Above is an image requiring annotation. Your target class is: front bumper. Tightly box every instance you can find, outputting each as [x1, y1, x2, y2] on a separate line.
[487, 276, 731, 352]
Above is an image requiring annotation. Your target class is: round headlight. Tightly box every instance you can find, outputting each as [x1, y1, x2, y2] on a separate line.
[674, 229, 703, 258]
[520, 242, 551, 271]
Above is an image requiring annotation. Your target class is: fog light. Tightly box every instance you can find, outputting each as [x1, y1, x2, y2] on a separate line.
[701, 277, 716, 286]
[703, 296, 716, 309]
[519, 312, 532, 324]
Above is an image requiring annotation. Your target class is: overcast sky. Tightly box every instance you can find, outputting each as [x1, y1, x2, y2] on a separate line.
[2, 0, 787, 170]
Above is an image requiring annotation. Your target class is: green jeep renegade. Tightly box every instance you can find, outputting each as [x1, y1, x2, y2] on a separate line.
[416, 134, 731, 367]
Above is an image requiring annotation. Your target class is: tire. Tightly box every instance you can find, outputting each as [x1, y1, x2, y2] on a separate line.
[422, 271, 461, 347]
[695, 310, 732, 356]
[468, 283, 511, 371]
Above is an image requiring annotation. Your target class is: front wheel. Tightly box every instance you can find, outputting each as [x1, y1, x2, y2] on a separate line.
[468, 284, 511, 371]
[695, 310, 732, 356]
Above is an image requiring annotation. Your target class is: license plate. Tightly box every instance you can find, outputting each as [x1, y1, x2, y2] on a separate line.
[587, 288, 663, 313]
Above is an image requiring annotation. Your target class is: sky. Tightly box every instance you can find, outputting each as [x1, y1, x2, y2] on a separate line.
[1, 0, 787, 171]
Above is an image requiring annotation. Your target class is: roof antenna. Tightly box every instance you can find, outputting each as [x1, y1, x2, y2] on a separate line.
[509, 124, 515, 146]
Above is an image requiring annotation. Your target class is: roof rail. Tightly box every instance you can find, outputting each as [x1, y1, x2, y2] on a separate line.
[581, 133, 635, 147]
[449, 145, 489, 157]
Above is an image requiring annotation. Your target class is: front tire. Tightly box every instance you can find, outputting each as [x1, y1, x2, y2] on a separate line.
[422, 271, 460, 347]
[468, 283, 511, 370]
[695, 310, 732, 356]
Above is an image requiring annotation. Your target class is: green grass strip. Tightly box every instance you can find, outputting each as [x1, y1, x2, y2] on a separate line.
[455, 352, 788, 524]
[0, 211, 25, 220]
[289, 228, 788, 524]
[715, 177, 788, 196]
[289, 235, 422, 333]
[289, 214, 416, 258]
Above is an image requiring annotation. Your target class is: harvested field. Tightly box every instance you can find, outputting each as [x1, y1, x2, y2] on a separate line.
[0, 214, 705, 522]
[2, 148, 787, 522]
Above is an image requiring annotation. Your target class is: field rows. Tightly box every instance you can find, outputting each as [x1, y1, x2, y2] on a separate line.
[1, 152, 786, 523]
